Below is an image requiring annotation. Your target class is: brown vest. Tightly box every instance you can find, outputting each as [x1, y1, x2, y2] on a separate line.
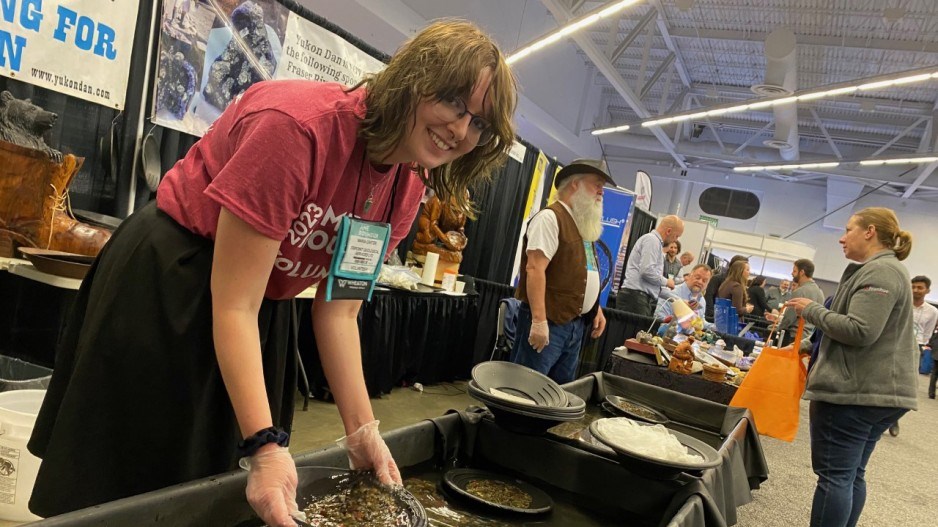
[516, 201, 595, 325]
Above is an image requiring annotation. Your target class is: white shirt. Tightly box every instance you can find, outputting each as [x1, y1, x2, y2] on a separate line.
[912, 302, 938, 345]
[526, 202, 600, 314]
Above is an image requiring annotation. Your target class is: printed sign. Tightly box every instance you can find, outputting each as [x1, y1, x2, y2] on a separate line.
[699, 214, 719, 228]
[0, 0, 140, 108]
[153, 0, 384, 136]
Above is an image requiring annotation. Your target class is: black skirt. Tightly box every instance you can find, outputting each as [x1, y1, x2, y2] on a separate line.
[27, 202, 296, 517]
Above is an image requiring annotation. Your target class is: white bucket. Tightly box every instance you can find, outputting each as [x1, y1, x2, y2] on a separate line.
[0, 389, 46, 522]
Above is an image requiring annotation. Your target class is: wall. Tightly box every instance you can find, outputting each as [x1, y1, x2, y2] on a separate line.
[607, 160, 938, 301]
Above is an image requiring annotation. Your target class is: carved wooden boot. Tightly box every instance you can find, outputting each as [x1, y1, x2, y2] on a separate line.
[0, 140, 111, 258]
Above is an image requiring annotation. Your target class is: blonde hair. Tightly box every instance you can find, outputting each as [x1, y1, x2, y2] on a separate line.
[355, 20, 518, 217]
[852, 207, 912, 261]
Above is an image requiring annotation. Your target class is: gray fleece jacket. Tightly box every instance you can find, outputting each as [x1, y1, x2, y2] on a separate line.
[802, 250, 918, 410]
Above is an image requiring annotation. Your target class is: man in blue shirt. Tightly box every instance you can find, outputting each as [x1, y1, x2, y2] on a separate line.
[616, 215, 684, 316]
[655, 264, 716, 333]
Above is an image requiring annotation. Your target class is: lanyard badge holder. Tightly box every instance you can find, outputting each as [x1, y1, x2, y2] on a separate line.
[325, 216, 391, 301]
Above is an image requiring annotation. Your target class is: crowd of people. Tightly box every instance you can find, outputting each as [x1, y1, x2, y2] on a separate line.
[605, 206, 928, 527]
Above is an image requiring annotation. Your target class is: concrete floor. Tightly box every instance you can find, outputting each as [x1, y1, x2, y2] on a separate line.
[5, 377, 935, 526]
[289, 382, 476, 453]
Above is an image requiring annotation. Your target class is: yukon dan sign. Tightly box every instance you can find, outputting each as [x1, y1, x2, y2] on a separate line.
[0, 1, 139, 109]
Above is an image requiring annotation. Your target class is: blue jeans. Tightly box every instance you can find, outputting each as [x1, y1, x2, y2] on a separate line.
[509, 304, 587, 384]
[809, 401, 908, 527]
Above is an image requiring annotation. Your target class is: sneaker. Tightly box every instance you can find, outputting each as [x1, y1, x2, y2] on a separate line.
[888, 423, 899, 437]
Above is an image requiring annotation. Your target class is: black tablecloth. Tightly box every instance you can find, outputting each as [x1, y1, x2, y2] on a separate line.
[604, 351, 739, 405]
[297, 288, 480, 397]
[0, 272, 75, 368]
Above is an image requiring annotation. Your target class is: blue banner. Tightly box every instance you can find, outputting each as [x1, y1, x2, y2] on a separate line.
[597, 188, 634, 307]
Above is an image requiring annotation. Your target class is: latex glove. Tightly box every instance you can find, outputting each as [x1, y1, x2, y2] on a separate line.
[243, 445, 300, 527]
[528, 320, 550, 352]
[337, 420, 402, 486]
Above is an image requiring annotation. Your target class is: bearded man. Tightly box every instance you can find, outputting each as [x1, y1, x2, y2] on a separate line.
[511, 159, 611, 383]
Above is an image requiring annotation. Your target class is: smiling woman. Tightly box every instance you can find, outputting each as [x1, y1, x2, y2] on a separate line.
[26, 19, 517, 527]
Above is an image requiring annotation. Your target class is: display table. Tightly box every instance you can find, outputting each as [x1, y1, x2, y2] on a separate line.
[297, 287, 480, 397]
[605, 349, 739, 405]
[2, 257, 478, 396]
[26, 371, 768, 527]
[576, 306, 757, 380]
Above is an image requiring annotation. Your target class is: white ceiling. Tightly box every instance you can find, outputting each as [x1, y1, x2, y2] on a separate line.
[303, 0, 938, 200]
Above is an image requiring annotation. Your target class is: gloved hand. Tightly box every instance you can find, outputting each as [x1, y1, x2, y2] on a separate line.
[243, 445, 301, 527]
[528, 320, 549, 352]
[337, 420, 402, 486]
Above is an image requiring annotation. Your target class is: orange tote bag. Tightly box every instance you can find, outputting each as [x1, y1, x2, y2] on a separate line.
[730, 318, 806, 442]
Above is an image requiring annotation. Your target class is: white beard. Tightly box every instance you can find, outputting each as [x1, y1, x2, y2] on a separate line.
[569, 186, 604, 242]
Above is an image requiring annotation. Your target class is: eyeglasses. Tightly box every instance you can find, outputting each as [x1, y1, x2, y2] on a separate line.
[433, 94, 495, 146]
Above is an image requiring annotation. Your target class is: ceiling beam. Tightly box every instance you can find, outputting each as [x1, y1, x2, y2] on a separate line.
[733, 119, 774, 155]
[870, 118, 928, 156]
[646, 0, 692, 87]
[809, 108, 843, 159]
[665, 27, 938, 53]
[540, 0, 687, 168]
[640, 53, 675, 99]
[610, 8, 657, 63]
[636, 19, 656, 92]
[901, 100, 938, 198]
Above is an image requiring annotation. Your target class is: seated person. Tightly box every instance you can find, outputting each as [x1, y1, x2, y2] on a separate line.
[656, 264, 717, 333]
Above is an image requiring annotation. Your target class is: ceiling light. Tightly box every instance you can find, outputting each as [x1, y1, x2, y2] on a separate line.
[591, 124, 631, 135]
[733, 162, 839, 172]
[859, 156, 938, 166]
[624, 66, 938, 128]
[506, 0, 642, 65]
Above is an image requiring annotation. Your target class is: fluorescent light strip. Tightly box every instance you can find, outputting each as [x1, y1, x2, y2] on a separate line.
[637, 67, 938, 128]
[506, 0, 641, 65]
[859, 156, 938, 166]
[733, 162, 840, 172]
[591, 124, 631, 135]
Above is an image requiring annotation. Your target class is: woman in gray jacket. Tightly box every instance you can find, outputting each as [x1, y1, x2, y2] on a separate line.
[787, 207, 917, 527]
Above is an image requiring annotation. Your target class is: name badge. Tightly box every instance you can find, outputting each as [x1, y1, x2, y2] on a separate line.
[325, 216, 391, 301]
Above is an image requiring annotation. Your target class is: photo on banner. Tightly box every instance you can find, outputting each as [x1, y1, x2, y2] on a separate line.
[153, 0, 384, 136]
[0, 0, 140, 109]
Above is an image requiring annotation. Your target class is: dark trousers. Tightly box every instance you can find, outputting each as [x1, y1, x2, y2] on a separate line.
[809, 401, 908, 527]
[615, 288, 655, 317]
[929, 359, 938, 398]
[509, 304, 587, 384]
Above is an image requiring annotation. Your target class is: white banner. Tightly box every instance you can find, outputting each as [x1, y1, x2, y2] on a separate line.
[153, 1, 384, 137]
[276, 12, 384, 84]
[0, 0, 139, 109]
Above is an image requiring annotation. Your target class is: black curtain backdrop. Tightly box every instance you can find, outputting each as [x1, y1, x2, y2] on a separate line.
[460, 141, 539, 284]
[471, 278, 517, 364]
[616, 207, 658, 291]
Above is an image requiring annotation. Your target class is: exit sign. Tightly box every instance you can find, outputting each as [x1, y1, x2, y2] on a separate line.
[699, 215, 719, 228]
